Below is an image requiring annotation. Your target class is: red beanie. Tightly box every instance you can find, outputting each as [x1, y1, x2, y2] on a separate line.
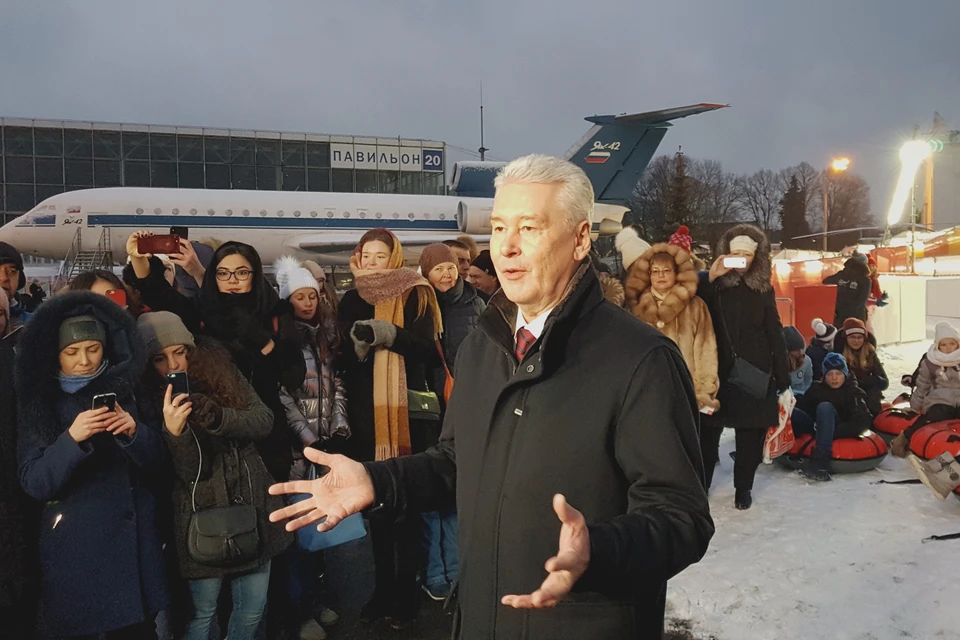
[842, 317, 867, 337]
[669, 225, 693, 253]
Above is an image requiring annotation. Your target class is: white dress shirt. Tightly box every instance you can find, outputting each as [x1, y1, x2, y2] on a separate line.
[515, 306, 554, 343]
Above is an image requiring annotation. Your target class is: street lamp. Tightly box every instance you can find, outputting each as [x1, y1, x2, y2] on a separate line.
[823, 157, 851, 251]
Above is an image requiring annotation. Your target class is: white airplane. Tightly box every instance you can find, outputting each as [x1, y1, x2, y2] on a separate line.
[0, 104, 726, 265]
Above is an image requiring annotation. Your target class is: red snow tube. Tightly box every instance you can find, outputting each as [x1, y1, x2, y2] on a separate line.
[873, 407, 919, 443]
[774, 430, 888, 474]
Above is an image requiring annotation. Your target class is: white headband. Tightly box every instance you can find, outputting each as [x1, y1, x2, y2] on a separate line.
[729, 235, 758, 255]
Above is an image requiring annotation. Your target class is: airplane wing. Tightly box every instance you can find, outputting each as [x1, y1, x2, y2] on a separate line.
[286, 232, 491, 254]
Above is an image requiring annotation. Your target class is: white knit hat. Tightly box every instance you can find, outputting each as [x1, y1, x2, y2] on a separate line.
[934, 321, 960, 347]
[615, 227, 651, 270]
[729, 235, 759, 255]
[274, 256, 320, 300]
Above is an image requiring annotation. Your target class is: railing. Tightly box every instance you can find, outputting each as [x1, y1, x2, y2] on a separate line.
[52, 228, 82, 293]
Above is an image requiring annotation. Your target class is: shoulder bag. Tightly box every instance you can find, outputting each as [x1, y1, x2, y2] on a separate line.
[716, 291, 772, 399]
[288, 461, 367, 552]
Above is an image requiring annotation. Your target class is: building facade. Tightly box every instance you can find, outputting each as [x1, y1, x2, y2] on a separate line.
[0, 118, 446, 226]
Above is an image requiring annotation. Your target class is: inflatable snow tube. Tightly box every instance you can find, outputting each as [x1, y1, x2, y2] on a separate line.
[775, 430, 888, 474]
[873, 407, 919, 443]
[908, 422, 960, 460]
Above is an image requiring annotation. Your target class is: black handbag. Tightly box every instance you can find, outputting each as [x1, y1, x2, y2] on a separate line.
[186, 433, 261, 567]
[716, 292, 772, 399]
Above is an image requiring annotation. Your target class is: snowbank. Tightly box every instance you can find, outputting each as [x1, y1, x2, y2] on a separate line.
[667, 341, 960, 640]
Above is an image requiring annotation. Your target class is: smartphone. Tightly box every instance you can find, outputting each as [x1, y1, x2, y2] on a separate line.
[166, 371, 190, 397]
[170, 226, 189, 240]
[137, 234, 180, 255]
[699, 406, 715, 415]
[723, 256, 748, 269]
[105, 288, 127, 307]
[92, 393, 117, 412]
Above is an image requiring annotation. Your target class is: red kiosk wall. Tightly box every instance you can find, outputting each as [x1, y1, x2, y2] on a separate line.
[793, 285, 838, 341]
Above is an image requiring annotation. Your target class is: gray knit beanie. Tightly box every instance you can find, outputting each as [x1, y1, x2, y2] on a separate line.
[59, 315, 106, 351]
[137, 311, 196, 355]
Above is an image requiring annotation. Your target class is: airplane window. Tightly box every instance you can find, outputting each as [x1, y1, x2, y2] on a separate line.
[260, 210, 267, 217]
[207, 209, 215, 215]
[277, 211, 284, 217]
[326, 211, 334, 218]
[293, 210, 301, 217]
[190, 208, 198, 215]
[408, 213, 415, 219]
[424, 214, 430, 219]
[154, 208, 162, 215]
[225, 209, 233, 217]
[310, 211, 317, 218]
[136, 208, 144, 215]
[393, 213, 399, 219]
[242, 209, 250, 217]
[376, 212, 382, 219]
[172, 208, 180, 215]
[359, 212, 366, 219]
[440, 214, 446, 220]
[343, 212, 350, 218]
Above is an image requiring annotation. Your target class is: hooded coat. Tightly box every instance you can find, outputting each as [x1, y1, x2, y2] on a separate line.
[363, 263, 713, 640]
[624, 243, 720, 411]
[696, 224, 791, 430]
[129, 249, 307, 482]
[823, 258, 871, 326]
[911, 359, 960, 413]
[15, 292, 168, 637]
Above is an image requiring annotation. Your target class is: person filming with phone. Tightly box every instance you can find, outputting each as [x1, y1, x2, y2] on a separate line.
[15, 291, 169, 639]
[697, 225, 790, 511]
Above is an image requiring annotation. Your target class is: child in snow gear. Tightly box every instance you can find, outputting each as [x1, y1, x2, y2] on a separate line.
[838, 318, 888, 417]
[794, 352, 873, 481]
[807, 318, 838, 381]
[783, 326, 812, 398]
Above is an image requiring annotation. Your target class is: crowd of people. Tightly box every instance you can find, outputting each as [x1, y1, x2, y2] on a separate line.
[0, 152, 937, 640]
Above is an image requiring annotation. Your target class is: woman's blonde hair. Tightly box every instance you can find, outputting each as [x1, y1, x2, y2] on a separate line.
[844, 340, 877, 371]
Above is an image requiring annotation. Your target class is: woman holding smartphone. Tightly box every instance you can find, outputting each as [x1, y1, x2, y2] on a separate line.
[137, 311, 291, 640]
[16, 291, 169, 639]
[696, 224, 790, 511]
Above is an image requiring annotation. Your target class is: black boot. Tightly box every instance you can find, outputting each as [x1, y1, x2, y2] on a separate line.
[734, 489, 752, 510]
[799, 447, 832, 482]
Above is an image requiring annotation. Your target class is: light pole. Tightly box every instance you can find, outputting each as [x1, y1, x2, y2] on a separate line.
[822, 157, 851, 252]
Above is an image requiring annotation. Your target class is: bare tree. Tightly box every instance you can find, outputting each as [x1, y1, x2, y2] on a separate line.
[688, 159, 743, 228]
[827, 172, 872, 234]
[738, 169, 784, 234]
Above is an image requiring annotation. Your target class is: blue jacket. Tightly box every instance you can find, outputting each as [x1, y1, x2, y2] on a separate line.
[790, 355, 813, 396]
[16, 292, 168, 637]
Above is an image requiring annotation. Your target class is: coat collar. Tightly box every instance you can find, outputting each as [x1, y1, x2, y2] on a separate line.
[714, 223, 773, 293]
[623, 242, 699, 327]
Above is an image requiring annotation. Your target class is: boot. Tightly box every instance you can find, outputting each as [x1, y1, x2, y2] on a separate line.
[734, 489, 752, 510]
[799, 447, 832, 482]
[908, 453, 960, 499]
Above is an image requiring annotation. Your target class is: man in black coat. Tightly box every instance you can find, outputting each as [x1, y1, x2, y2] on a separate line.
[823, 254, 871, 327]
[270, 154, 714, 639]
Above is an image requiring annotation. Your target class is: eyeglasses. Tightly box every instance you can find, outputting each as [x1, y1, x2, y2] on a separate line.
[650, 269, 675, 276]
[215, 268, 253, 282]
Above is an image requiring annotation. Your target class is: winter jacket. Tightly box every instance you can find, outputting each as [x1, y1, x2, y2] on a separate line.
[625, 242, 720, 411]
[279, 317, 348, 480]
[697, 224, 791, 430]
[790, 355, 813, 396]
[800, 379, 872, 435]
[0, 335, 39, 612]
[15, 292, 169, 637]
[910, 359, 960, 413]
[363, 263, 714, 640]
[844, 349, 889, 396]
[338, 287, 443, 462]
[8, 303, 30, 331]
[159, 340, 293, 580]
[806, 341, 831, 381]
[436, 278, 486, 369]
[131, 256, 307, 482]
[823, 258, 871, 325]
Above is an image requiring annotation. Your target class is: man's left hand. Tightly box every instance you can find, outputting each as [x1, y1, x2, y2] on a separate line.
[501, 494, 590, 609]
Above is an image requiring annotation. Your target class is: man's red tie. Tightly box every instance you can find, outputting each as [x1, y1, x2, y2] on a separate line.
[515, 327, 536, 362]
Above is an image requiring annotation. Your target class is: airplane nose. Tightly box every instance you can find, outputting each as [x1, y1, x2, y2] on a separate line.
[0, 216, 25, 248]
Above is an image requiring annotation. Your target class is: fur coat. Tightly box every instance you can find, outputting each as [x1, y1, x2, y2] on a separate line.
[624, 243, 720, 410]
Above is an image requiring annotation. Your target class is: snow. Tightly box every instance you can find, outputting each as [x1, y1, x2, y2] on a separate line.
[666, 341, 960, 640]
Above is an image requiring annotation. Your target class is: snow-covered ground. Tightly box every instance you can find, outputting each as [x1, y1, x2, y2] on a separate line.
[666, 341, 960, 640]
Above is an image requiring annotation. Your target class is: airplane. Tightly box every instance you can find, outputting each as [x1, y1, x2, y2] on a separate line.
[0, 103, 727, 266]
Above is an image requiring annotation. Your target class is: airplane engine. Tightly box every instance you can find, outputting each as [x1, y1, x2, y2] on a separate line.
[456, 201, 493, 235]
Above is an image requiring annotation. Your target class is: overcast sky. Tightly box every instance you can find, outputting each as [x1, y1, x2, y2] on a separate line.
[1, 0, 958, 215]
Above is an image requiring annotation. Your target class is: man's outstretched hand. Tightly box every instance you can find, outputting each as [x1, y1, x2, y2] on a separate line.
[268, 448, 375, 532]
[501, 494, 590, 609]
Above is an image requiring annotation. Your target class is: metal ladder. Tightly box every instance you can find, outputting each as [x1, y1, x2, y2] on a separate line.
[52, 228, 114, 292]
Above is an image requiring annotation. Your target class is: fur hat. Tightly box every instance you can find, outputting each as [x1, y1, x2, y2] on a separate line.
[811, 317, 838, 344]
[615, 227, 651, 270]
[599, 272, 625, 307]
[934, 321, 960, 348]
[419, 243, 458, 276]
[729, 235, 759, 255]
[822, 352, 850, 379]
[782, 326, 805, 352]
[842, 317, 867, 337]
[0, 242, 26, 291]
[137, 311, 196, 356]
[59, 315, 106, 351]
[471, 250, 495, 275]
[275, 256, 320, 300]
[668, 225, 693, 253]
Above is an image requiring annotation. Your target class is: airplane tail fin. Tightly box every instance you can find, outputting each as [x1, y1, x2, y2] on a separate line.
[566, 103, 728, 204]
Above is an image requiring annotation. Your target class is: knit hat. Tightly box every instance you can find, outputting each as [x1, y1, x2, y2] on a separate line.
[822, 352, 850, 379]
[419, 243, 458, 276]
[59, 315, 106, 351]
[728, 235, 758, 255]
[274, 256, 320, 300]
[137, 311, 195, 356]
[471, 250, 495, 276]
[782, 326, 805, 352]
[867, 253, 877, 267]
[0, 242, 26, 291]
[615, 227, 651, 270]
[852, 252, 868, 264]
[669, 225, 693, 253]
[842, 317, 867, 337]
[934, 321, 960, 348]
[811, 317, 838, 344]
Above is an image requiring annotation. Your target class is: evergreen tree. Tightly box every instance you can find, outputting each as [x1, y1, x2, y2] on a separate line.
[779, 175, 810, 248]
[663, 148, 691, 239]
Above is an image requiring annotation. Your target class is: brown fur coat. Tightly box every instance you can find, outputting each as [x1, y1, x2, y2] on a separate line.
[624, 243, 720, 410]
